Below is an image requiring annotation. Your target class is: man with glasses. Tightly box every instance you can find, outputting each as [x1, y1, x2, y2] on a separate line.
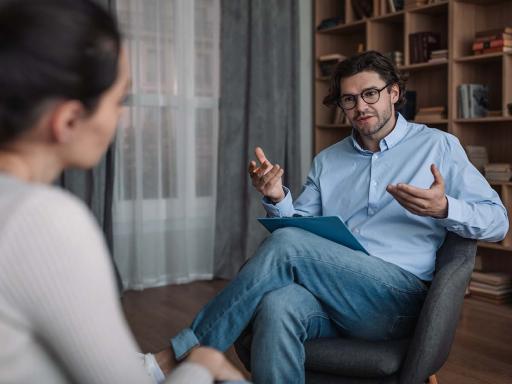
[165, 51, 508, 384]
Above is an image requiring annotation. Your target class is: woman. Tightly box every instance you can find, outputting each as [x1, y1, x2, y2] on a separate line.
[0, 0, 245, 383]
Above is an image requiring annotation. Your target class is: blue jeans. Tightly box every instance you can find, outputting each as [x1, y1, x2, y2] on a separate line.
[171, 228, 428, 384]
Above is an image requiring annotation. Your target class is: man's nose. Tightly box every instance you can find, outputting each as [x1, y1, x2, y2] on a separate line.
[355, 95, 369, 111]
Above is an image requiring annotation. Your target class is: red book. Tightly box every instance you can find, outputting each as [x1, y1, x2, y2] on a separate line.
[475, 32, 512, 43]
[472, 39, 512, 51]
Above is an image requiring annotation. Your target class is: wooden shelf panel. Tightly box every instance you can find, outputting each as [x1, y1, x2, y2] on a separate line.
[398, 60, 448, 71]
[478, 242, 512, 252]
[455, 52, 509, 63]
[372, 11, 405, 22]
[408, 1, 449, 14]
[413, 119, 449, 124]
[317, 19, 366, 35]
[454, 117, 512, 123]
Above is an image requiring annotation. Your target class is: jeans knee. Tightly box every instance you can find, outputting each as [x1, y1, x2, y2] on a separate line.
[254, 287, 298, 327]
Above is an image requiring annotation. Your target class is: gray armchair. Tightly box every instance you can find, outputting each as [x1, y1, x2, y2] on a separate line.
[235, 232, 477, 384]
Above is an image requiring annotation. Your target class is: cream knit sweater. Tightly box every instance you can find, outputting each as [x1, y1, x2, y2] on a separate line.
[0, 175, 212, 384]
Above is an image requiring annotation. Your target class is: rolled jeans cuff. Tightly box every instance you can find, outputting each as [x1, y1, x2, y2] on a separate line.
[170, 328, 200, 360]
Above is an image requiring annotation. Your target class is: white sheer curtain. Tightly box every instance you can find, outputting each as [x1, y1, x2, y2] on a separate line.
[113, 0, 220, 290]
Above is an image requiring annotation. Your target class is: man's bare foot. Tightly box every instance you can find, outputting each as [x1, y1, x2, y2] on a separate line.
[154, 347, 178, 375]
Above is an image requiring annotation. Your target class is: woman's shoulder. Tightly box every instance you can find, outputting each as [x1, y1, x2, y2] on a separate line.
[0, 177, 99, 245]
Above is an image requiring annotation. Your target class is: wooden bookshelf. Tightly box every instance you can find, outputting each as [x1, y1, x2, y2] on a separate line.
[314, 0, 512, 273]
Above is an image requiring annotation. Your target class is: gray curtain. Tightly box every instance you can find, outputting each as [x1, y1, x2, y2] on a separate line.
[214, 0, 302, 278]
[59, 0, 121, 291]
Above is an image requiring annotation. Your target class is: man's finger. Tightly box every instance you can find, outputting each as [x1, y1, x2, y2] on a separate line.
[261, 164, 281, 184]
[430, 164, 444, 187]
[263, 168, 284, 189]
[248, 160, 257, 174]
[395, 183, 432, 199]
[391, 193, 427, 216]
[388, 185, 429, 209]
[258, 160, 274, 177]
[255, 147, 268, 165]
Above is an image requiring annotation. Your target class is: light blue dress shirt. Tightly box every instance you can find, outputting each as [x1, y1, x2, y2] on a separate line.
[262, 113, 509, 281]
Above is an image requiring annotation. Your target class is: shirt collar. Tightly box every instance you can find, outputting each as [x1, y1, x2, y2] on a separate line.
[350, 112, 408, 154]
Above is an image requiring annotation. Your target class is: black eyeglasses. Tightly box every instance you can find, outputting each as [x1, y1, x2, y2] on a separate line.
[337, 82, 392, 110]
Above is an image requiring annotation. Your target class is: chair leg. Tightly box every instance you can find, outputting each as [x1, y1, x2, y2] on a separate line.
[428, 374, 439, 384]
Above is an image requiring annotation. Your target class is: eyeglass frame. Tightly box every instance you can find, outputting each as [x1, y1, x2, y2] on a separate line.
[336, 82, 393, 110]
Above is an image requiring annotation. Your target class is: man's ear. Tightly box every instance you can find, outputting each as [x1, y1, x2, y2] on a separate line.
[390, 84, 400, 104]
[49, 100, 85, 143]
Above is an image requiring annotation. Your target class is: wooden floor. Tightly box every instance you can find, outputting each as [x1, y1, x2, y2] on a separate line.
[122, 279, 512, 383]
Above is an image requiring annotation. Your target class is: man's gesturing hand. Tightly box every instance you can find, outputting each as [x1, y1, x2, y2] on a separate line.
[386, 164, 448, 219]
[248, 147, 285, 203]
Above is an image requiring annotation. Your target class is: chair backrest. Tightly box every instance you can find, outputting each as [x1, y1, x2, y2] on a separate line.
[399, 232, 477, 383]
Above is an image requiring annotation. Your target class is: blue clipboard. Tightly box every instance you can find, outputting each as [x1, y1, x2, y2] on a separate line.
[257, 216, 369, 255]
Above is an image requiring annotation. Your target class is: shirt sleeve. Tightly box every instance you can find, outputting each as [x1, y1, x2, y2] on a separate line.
[261, 157, 323, 217]
[437, 134, 509, 241]
[3, 189, 155, 384]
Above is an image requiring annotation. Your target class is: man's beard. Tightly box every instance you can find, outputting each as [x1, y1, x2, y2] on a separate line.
[354, 104, 393, 138]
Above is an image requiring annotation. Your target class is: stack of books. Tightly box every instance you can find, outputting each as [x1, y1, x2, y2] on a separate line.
[457, 83, 489, 118]
[414, 106, 446, 122]
[384, 51, 403, 67]
[472, 27, 512, 55]
[470, 272, 512, 305]
[404, 0, 428, 10]
[465, 145, 489, 173]
[484, 163, 512, 182]
[429, 49, 448, 63]
[409, 32, 440, 64]
[318, 54, 345, 77]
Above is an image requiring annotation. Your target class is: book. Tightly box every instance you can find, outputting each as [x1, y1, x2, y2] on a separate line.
[409, 32, 440, 63]
[471, 271, 512, 286]
[475, 32, 512, 43]
[257, 216, 369, 255]
[318, 54, 345, 77]
[474, 46, 512, 55]
[472, 39, 512, 51]
[466, 145, 488, 173]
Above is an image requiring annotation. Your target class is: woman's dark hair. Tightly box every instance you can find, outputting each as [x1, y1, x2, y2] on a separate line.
[323, 50, 406, 109]
[0, 0, 121, 143]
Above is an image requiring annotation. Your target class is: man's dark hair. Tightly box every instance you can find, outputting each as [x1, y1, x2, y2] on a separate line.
[323, 50, 406, 109]
[0, 0, 121, 143]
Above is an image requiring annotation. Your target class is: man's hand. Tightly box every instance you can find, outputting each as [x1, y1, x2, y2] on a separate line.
[386, 164, 448, 219]
[248, 147, 285, 203]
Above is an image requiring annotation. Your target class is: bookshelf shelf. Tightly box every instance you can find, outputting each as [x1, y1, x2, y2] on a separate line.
[478, 242, 512, 252]
[489, 181, 512, 187]
[454, 117, 512, 123]
[413, 119, 449, 124]
[318, 19, 366, 35]
[372, 10, 405, 22]
[454, 52, 507, 63]
[398, 60, 448, 71]
[408, 1, 449, 14]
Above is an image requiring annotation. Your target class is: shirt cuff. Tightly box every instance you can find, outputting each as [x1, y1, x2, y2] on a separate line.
[436, 195, 466, 226]
[165, 362, 213, 384]
[261, 186, 294, 217]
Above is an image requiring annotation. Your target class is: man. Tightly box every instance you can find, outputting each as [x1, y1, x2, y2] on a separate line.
[162, 51, 508, 383]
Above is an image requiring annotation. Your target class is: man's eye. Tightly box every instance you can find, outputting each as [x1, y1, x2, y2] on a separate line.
[363, 90, 378, 97]
[342, 96, 354, 103]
